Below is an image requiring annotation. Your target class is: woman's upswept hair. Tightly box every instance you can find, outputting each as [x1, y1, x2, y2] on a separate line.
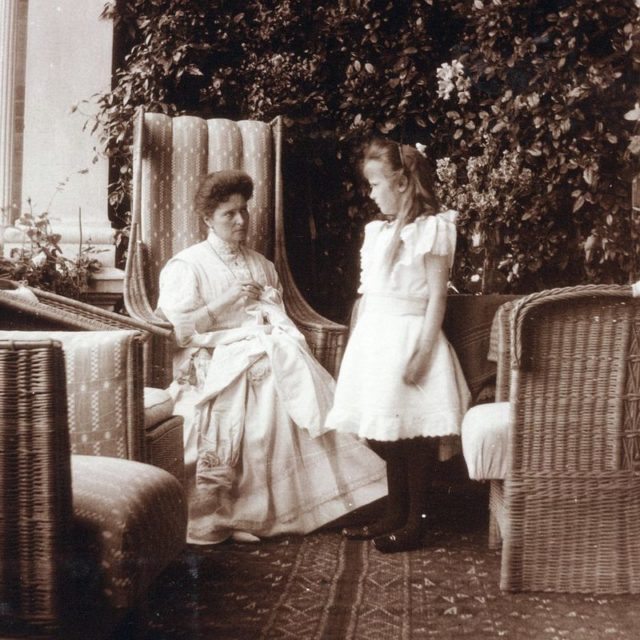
[362, 138, 440, 269]
[194, 170, 254, 221]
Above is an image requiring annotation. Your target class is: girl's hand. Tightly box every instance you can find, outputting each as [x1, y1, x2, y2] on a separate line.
[403, 348, 432, 386]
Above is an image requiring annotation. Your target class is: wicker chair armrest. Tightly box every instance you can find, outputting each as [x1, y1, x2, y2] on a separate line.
[0, 287, 116, 331]
[119, 300, 173, 336]
[506, 283, 638, 476]
[491, 300, 517, 402]
[32, 286, 173, 335]
[123, 221, 173, 334]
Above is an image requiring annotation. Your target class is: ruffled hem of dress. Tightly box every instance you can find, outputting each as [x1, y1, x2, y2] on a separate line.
[325, 407, 462, 442]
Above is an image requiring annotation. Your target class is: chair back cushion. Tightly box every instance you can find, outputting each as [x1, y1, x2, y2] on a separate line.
[136, 113, 275, 306]
[0, 330, 144, 460]
[461, 402, 511, 480]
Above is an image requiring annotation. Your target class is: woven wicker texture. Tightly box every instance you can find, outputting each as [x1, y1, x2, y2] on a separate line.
[488, 284, 640, 593]
[126, 109, 347, 380]
[0, 340, 72, 630]
[0, 283, 173, 387]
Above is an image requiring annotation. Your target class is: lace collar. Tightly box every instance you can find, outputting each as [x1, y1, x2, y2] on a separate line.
[207, 229, 242, 261]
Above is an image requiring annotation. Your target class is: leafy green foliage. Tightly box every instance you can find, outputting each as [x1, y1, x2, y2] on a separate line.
[94, 0, 640, 320]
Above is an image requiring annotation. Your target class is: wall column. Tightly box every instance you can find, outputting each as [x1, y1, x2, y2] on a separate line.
[0, 0, 20, 251]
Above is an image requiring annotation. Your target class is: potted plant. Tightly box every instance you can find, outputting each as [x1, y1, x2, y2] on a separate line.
[0, 206, 102, 301]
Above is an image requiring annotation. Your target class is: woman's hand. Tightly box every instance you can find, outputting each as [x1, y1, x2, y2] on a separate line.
[218, 279, 263, 308]
[201, 280, 264, 331]
[403, 347, 432, 386]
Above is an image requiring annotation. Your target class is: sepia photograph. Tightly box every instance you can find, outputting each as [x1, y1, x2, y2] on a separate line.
[1, 1, 640, 638]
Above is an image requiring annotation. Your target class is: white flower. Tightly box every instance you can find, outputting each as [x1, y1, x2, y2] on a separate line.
[436, 60, 471, 104]
[31, 251, 47, 267]
[415, 142, 427, 157]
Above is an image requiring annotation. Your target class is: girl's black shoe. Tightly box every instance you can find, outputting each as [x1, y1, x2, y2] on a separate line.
[372, 526, 423, 553]
[342, 515, 406, 540]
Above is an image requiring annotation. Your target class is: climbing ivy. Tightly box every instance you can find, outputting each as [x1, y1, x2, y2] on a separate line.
[94, 0, 640, 319]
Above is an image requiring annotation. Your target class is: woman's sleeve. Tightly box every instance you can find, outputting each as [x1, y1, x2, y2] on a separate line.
[265, 258, 284, 297]
[157, 260, 204, 338]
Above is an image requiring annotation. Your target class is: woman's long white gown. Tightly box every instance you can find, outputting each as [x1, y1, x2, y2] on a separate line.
[158, 231, 387, 544]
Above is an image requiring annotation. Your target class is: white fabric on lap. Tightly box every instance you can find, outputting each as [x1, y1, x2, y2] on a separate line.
[461, 402, 511, 480]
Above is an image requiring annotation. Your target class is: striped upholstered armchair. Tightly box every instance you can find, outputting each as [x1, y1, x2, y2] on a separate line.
[0, 337, 187, 639]
[124, 109, 348, 386]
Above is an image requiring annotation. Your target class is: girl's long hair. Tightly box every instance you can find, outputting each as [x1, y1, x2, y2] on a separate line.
[362, 138, 440, 270]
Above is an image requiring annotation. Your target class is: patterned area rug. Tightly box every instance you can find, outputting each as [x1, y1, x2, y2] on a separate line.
[144, 484, 640, 640]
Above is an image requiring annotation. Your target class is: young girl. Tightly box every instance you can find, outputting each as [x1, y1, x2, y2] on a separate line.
[325, 138, 471, 553]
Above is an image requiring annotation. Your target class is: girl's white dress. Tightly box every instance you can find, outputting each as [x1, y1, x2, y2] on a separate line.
[325, 211, 471, 447]
[158, 231, 387, 544]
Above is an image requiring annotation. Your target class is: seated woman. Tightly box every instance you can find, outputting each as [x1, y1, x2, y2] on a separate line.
[158, 170, 387, 544]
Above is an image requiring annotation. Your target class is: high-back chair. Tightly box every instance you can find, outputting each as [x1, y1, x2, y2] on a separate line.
[461, 284, 640, 593]
[125, 109, 348, 386]
[0, 338, 187, 639]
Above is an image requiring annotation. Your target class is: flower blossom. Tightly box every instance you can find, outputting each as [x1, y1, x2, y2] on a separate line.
[436, 60, 471, 105]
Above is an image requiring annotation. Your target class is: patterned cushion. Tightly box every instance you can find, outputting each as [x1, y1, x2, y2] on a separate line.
[0, 330, 143, 459]
[70, 455, 186, 611]
[461, 402, 511, 480]
[144, 386, 175, 430]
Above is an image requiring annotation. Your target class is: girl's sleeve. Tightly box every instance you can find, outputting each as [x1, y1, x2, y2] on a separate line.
[402, 211, 458, 268]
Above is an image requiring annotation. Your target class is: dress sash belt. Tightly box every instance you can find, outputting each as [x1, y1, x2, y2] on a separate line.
[364, 292, 427, 316]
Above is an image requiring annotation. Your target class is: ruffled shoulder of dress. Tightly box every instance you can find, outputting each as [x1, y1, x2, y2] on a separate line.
[399, 210, 458, 265]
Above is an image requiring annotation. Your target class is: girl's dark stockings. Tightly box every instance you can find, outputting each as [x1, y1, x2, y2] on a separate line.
[342, 440, 408, 540]
[373, 438, 437, 553]
[342, 438, 438, 553]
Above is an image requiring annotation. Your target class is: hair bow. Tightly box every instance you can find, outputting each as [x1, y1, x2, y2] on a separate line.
[415, 143, 427, 158]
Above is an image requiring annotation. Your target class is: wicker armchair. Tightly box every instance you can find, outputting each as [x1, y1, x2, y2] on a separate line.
[0, 325, 184, 483]
[0, 339, 187, 639]
[464, 284, 640, 593]
[124, 108, 347, 385]
[0, 278, 171, 386]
